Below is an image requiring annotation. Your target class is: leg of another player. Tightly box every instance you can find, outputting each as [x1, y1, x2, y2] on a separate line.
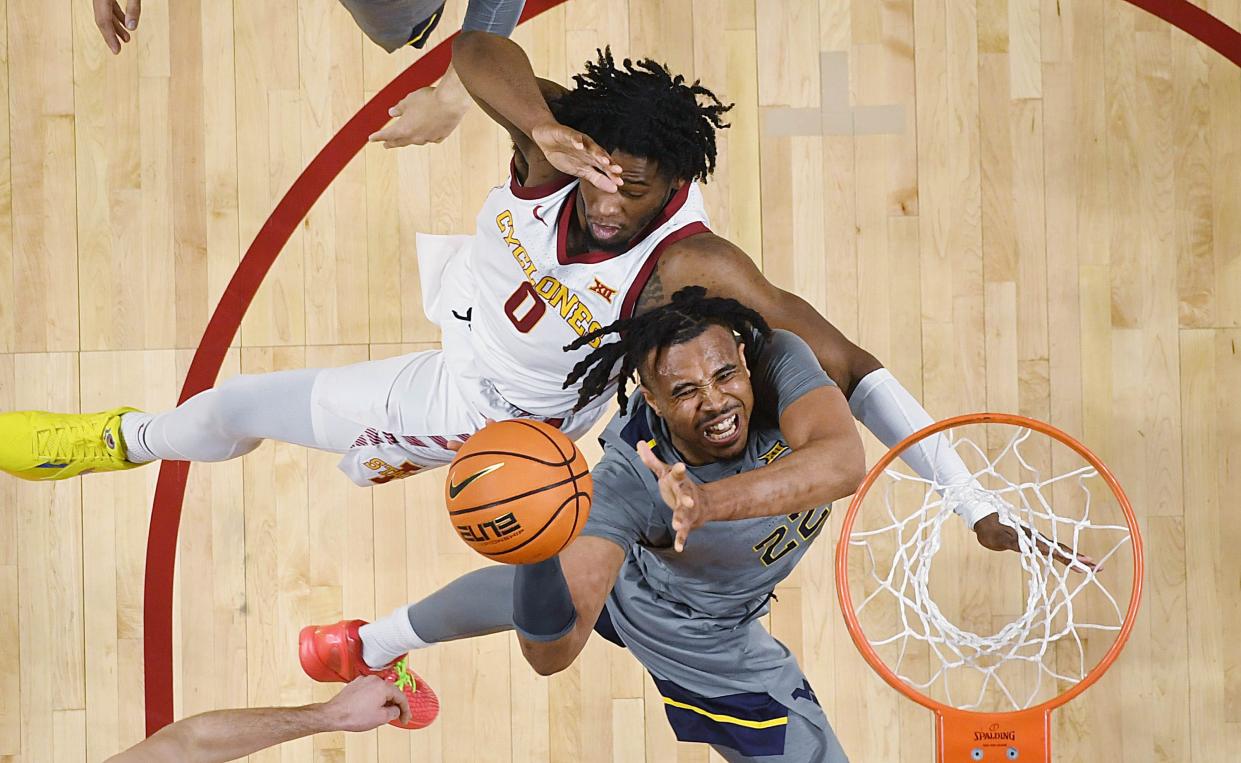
[0, 366, 335, 481]
[360, 566, 518, 669]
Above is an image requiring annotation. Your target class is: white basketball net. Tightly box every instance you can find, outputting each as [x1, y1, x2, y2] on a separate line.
[846, 424, 1135, 712]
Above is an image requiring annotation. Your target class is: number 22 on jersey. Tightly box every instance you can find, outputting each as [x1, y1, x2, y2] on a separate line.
[753, 506, 831, 567]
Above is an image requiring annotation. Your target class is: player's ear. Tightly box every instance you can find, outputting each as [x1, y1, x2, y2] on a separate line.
[639, 384, 661, 417]
[737, 343, 750, 376]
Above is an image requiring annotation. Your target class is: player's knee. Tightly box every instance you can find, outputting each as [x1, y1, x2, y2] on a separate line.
[202, 375, 269, 436]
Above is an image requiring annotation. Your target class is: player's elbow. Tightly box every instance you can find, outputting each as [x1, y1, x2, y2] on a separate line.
[821, 437, 866, 502]
[452, 29, 493, 60]
[521, 643, 574, 676]
[531, 657, 571, 677]
[840, 448, 867, 498]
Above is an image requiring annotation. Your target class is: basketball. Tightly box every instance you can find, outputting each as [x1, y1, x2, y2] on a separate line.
[444, 419, 592, 564]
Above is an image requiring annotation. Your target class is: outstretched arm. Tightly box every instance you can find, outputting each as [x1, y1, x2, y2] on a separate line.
[651, 235, 995, 529]
[451, 31, 623, 191]
[106, 676, 410, 763]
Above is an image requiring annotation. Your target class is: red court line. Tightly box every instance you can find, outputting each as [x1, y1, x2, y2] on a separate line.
[141, 0, 1238, 736]
[141, 0, 568, 734]
[1126, 0, 1241, 68]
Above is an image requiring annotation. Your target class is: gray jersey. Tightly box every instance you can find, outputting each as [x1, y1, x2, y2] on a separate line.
[339, 0, 525, 53]
[583, 329, 836, 698]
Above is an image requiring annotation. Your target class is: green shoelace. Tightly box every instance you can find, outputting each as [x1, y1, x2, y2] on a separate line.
[391, 657, 415, 693]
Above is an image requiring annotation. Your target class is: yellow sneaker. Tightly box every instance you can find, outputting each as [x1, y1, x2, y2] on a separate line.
[0, 407, 145, 480]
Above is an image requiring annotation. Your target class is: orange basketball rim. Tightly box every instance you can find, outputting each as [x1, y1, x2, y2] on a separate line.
[835, 412, 1144, 762]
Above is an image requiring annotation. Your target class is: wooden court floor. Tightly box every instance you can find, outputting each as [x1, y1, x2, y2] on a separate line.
[0, 0, 1238, 760]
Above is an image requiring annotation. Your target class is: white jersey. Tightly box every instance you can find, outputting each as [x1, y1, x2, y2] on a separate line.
[312, 169, 708, 487]
[441, 166, 711, 416]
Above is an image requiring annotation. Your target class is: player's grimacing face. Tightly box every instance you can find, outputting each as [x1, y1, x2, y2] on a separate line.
[641, 325, 755, 466]
[575, 151, 683, 252]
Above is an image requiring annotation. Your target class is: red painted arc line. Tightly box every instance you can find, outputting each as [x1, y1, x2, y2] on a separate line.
[141, 0, 568, 735]
[1126, 0, 1241, 68]
[141, 0, 1238, 736]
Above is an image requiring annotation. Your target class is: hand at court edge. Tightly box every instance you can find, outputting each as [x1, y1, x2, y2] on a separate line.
[93, 0, 141, 55]
[369, 85, 467, 149]
[972, 512, 1098, 572]
[637, 441, 708, 552]
[530, 122, 624, 193]
[320, 675, 411, 732]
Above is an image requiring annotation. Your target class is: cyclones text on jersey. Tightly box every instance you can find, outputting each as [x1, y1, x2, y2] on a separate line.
[496, 210, 605, 348]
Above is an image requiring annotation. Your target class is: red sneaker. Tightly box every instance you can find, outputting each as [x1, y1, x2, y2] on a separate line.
[298, 619, 439, 730]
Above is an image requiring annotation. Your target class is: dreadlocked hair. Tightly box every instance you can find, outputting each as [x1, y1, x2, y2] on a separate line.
[562, 286, 771, 413]
[551, 48, 732, 183]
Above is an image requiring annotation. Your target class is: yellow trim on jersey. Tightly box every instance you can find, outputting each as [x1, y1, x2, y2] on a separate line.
[660, 697, 789, 730]
[407, 8, 442, 47]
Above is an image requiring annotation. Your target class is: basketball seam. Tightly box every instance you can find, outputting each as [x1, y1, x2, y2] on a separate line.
[484, 490, 586, 558]
[512, 419, 588, 535]
[451, 448, 574, 469]
[557, 491, 589, 555]
[447, 469, 591, 516]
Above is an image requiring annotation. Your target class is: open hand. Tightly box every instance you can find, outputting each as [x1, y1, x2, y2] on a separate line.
[530, 122, 623, 193]
[93, 0, 141, 55]
[369, 85, 467, 149]
[637, 441, 707, 552]
[320, 675, 411, 732]
[972, 512, 1097, 572]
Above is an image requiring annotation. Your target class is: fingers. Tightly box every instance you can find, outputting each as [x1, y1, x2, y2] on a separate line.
[112, 5, 131, 42]
[579, 134, 623, 181]
[124, 0, 141, 30]
[386, 682, 411, 725]
[98, 24, 121, 54]
[95, 1, 130, 54]
[1055, 542, 1098, 573]
[583, 169, 620, 194]
[671, 501, 692, 552]
[367, 125, 412, 148]
[555, 130, 621, 192]
[1022, 526, 1098, 573]
[636, 441, 667, 477]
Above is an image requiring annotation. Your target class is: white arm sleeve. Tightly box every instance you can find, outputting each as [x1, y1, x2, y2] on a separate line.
[848, 368, 996, 528]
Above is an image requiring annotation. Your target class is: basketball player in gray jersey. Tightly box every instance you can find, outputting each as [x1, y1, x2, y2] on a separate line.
[560, 301, 858, 761]
[301, 287, 1090, 757]
[305, 287, 869, 760]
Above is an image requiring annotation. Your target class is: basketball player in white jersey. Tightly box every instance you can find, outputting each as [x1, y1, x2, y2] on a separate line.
[1, 32, 1000, 523]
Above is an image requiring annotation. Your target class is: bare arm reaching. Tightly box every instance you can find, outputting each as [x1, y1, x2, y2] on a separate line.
[452, 30, 623, 191]
[647, 235, 1014, 534]
[106, 676, 409, 763]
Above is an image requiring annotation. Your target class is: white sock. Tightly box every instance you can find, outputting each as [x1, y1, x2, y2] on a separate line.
[359, 605, 430, 669]
[119, 412, 158, 464]
[848, 368, 993, 528]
